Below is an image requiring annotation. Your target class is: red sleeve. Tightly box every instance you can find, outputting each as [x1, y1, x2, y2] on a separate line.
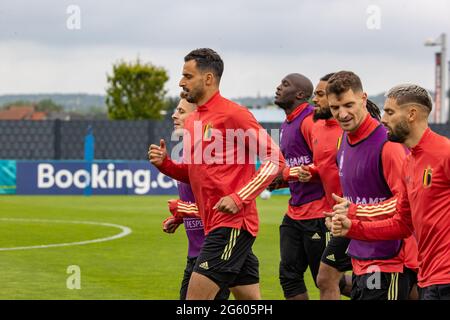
[381, 141, 407, 197]
[444, 154, 450, 180]
[300, 114, 315, 151]
[230, 109, 285, 210]
[157, 157, 190, 184]
[347, 164, 414, 239]
[169, 199, 200, 218]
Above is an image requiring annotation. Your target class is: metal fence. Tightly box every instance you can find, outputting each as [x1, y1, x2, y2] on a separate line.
[0, 120, 449, 160]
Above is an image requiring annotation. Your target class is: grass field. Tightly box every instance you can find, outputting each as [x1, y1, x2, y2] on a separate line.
[0, 195, 319, 300]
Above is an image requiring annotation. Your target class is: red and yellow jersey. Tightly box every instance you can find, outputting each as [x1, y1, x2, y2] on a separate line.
[348, 128, 450, 287]
[158, 91, 285, 236]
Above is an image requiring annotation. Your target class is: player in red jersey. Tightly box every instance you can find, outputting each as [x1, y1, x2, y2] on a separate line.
[150, 48, 284, 300]
[329, 84, 450, 300]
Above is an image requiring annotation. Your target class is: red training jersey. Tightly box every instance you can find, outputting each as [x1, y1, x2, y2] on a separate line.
[158, 91, 285, 236]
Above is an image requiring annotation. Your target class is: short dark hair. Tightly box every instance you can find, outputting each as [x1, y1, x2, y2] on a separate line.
[385, 84, 433, 113]
[184, 48, 224, 81]
[320, 73, 335, 82]
[326, 71, 363, 96]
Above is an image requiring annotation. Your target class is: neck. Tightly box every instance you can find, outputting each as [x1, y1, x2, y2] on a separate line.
[284, 100, 306, 116]
[197, 88, 219, 106]
[404, 121, 428, 148]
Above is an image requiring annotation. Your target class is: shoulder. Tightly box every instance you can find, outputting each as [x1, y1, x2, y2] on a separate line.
[430, 131, 450, 154]
[224, 98, 257, 122]
[302, 113, 314, 131]
[382, 141, 408, 162]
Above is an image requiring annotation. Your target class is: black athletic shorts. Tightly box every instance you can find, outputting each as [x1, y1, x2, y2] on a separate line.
[180, 256, 230, 300]
[320, 235, 352, 272]
[193, 227, 259, 289]
[419, 283, 450, 300]
[279, 215, 328, 297]
[351, 268, 416, 300]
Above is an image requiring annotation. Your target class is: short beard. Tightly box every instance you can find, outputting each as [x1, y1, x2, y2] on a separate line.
[387, 120, 410, 143]
[183, 86, 204, 104]
[313, 108, 333, 121]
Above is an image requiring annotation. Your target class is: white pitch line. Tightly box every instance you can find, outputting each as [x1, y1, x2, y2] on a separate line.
[0, 218, 132, 251]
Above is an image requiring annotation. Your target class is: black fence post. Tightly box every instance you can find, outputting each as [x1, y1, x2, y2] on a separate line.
[54, 119, 61, 160]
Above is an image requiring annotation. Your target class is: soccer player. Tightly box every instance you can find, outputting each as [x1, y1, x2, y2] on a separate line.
[329, 84, 450, 300]
[156, 98, 229, 300]
[150, 48, 284, 300]
[271, 73, 331, 300]
[297, 74, 382, 299]
[325, 71, 418, 300]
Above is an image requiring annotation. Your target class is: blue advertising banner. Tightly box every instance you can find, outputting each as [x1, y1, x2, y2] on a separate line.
[15, 161, 178, 195]
[0, 160, 16, 194]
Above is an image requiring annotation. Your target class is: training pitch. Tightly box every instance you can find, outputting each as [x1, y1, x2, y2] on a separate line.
[0, 195, 319, 299]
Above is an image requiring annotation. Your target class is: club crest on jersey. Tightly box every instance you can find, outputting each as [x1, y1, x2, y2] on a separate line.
[203, 123, 213, 141]
[422, 166, 433, 188]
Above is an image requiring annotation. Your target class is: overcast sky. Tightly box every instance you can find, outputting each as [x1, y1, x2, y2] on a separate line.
[0, 0, 449, 98]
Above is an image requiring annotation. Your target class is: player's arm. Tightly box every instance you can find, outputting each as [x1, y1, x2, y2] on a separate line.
[158, 157, 190, 184]
[168, 199, 200, 218]
[267, 173, 289, 191]
[162, 199, 200, 233]
[346, 179, 414, 240]
[217, 109, 285, 213]
[149, 139, 190, 184]
[330, 161, 414, 240]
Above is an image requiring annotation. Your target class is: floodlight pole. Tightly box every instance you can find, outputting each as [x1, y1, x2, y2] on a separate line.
[425, 33, 447, 124]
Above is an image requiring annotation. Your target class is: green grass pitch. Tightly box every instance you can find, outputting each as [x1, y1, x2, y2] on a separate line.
[0, 195, 319, 299]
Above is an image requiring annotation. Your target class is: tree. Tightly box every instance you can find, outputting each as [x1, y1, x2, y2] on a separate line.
[36, 99, 63, 112]
[106, 59, 169, 120]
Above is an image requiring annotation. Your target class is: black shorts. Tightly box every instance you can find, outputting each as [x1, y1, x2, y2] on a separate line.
[351, 268, 416, 300]
[320, 235, 352, 272]
[419, 283, 450, 300]
[193, 227, 259, 289]
[279, 215, 328, 297]
[180, 256, 230, 300]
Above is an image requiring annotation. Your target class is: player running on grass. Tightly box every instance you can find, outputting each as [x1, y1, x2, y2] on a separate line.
[150, 48, 285, 300]
[153, 97, 229, 300]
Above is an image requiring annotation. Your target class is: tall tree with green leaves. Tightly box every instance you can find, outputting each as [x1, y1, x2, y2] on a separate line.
[106, 59, 169, 120]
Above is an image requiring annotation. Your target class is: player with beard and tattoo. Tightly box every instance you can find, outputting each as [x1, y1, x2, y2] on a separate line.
[329, 84, 450, 300]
